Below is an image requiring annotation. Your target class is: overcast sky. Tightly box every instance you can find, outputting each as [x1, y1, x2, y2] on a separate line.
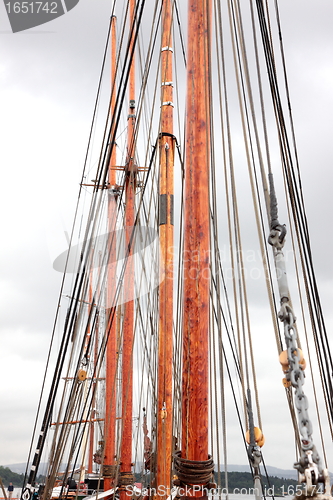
[0, 0, 333, 475]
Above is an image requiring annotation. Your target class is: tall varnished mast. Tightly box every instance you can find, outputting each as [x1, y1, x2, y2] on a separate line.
[104, 15, 118, 491]
[156, 0, 174, 498]
[176, 1, 213, 499]
[120, 1, 136, 499]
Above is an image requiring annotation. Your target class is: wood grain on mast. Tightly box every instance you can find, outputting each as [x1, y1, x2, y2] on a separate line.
[104, 15, 118, 491]
[120, 1, 137, 499]
[180, 0, 212, 498]
[156, 0, 174, 498]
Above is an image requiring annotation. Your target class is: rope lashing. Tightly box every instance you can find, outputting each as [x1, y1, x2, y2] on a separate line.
[173, 451, 215, 487]
[118, 472, 135, 487]
[102, 464, 117, 478]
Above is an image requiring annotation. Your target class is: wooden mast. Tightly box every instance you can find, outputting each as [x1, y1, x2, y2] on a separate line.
[104, 15, 118, 491]
[179, 0, 212, 498]
[156, 0, 174, 498]
[120, 1, 136, 498]
[88, 270, 94, 474]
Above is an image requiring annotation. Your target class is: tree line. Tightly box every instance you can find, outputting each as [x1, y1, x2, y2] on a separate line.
[1, 465, 298, 492]
[0, 467, 45, 488]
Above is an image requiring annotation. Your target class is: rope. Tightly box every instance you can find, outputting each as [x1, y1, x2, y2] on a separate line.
[173, 451, 215, 486]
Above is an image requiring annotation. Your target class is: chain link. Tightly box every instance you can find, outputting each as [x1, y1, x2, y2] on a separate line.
[268, 173, 324, 488]
[279, 305, 315, 453]
[270, 231, 325, 485]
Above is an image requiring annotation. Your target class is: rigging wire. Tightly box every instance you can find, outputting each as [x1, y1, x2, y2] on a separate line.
[23, 3, 333, 498]
[22, 18, 114, 494]
[255, 0, 333, 436]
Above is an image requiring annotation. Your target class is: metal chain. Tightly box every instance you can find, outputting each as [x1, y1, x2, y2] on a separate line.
[279, 303, 317, 462]
[268, 174, 333, 497]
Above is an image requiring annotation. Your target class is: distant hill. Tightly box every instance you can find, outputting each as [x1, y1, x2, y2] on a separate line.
[2, 464, 28, 475]
[2, 462, 332, 492]
[214, 470, 298, 494]
[219, 464, 298, 480]
[222, 464, 333, 482]
[0, 466, 25, 487]
[3, 462, 299, 479]
[2, 464, 48, 476]
[0, 466, 45, 487]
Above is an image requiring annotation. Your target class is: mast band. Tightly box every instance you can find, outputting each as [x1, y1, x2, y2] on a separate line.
[159, 194, 174, 226]
[159, 194, 167, 225]
[170, 194, 174, 226]
[159, 132, 177, 141]
[161, 46, 173, 52]
[161, 101, 174, 107]
[161, 82, 173, 86]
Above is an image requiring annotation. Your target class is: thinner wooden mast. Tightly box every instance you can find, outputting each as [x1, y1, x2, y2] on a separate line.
[180, 0, 212, 497]
[120, 1, 136, 498]
[88, 269, 94, 474]
[156, 0, 174, 498]
[104, 15, 118, 491]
